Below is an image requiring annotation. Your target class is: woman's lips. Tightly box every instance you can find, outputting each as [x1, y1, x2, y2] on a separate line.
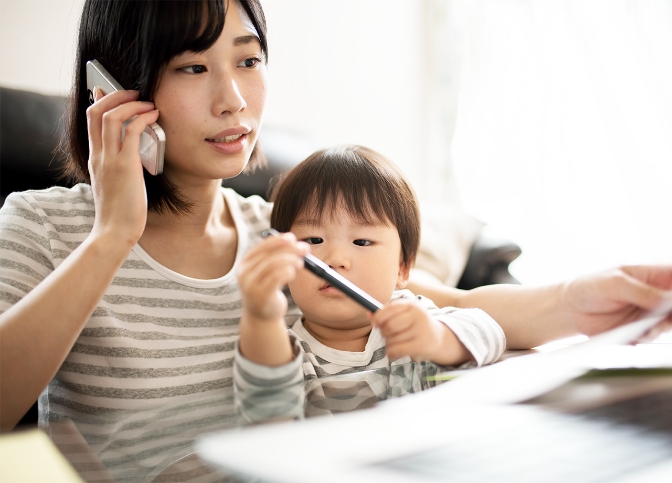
[205, 133, 247, 154]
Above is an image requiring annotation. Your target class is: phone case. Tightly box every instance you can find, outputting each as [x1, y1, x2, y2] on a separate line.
[86, 60, 165, 175]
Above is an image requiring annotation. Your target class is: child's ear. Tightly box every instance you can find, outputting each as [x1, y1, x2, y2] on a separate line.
[396, 261, 411, 289]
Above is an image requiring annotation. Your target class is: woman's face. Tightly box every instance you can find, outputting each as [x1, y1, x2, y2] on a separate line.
[153, 0, 267, 184]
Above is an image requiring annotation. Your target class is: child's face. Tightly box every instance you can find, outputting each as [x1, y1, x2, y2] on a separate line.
[287, 203, 410, 331]
[152, 0, 267, 184]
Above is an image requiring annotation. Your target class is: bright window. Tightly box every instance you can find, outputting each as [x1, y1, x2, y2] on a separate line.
[436, 0, 672, 284]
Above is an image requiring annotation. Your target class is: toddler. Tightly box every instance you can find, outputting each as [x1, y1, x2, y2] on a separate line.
[234, 145, 505, 413]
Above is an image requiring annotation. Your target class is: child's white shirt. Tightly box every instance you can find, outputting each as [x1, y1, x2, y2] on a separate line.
[233, 289, 506, 421]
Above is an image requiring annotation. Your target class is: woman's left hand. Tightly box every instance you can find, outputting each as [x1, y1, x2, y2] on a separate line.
[561, 265, 672, 340]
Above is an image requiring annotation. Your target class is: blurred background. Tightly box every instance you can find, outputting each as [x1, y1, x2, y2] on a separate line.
[1, 0, 671, 285]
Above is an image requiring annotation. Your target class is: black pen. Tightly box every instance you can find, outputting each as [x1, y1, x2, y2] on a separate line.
[261, 228, 384, 312]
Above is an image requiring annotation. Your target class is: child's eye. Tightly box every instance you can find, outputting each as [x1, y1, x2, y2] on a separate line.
[303, 237, 323, 245]
[181, 65, 207, 74]
[238, 57, 262, 68]
[353, 239, 373, 247]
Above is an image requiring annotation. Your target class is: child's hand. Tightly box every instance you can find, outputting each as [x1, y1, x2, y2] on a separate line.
[237, 233, 309, 323]
[371, 299, 472, 366]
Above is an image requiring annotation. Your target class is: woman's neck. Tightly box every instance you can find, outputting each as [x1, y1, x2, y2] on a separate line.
[302, 319, 373, 352]
[145, 178, 226, 233]
[139, 179, 239, 279]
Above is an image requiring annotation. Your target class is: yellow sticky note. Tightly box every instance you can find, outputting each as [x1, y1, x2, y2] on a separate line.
[0, 429, 84, 483]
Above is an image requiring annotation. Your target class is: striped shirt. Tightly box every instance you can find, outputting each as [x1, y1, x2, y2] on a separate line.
[0, 184, 291, 427]
[234, 290, 506, 421]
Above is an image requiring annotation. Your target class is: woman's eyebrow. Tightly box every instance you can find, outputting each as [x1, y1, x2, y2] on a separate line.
[233, 35, 260, 47]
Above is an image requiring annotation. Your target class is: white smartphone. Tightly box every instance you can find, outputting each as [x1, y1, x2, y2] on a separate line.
[86, 60, 165, 175]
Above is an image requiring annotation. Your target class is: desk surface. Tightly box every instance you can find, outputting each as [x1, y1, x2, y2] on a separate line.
[37, 341, 672, 483]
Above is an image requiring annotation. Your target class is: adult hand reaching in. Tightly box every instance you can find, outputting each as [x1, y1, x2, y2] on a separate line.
[409, 264, 672, 349]
[561, 265, 672, 340]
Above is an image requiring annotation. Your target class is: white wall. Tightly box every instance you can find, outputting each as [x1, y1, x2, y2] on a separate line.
[0, 0, 430, 195]
[0, 0, 84, 95]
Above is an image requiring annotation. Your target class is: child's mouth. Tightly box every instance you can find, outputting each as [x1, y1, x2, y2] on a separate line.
[320, 283, 341, 294]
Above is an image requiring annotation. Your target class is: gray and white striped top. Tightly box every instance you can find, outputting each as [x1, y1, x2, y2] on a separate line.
[0, 184, 289, 428]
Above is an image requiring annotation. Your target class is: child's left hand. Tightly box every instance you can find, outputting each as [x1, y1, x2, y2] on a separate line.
[370, 299, 472, 366]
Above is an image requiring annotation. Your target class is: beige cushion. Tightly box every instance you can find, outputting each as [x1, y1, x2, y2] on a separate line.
[413, 202, 485, 287]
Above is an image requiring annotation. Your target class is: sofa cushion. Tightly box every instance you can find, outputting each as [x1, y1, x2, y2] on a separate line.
[414, 202, 485, 287]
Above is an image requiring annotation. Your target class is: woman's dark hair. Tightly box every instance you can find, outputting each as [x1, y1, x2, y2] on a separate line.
[270, 145, 421, 268]
[62, 0, 268, 215]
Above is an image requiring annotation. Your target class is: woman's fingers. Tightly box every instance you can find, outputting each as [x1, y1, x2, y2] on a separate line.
[610, 270, 672, 313]
[86, 86, 159, 170]
[566, 266, 672, 337]
[86, 89, 140, 154]
[100, 101, 157, 160]
[622, 265, 672, 291]
[118, 109, 160, 160]
[568, 267, 672, 314]
[636, 318, 672, 343]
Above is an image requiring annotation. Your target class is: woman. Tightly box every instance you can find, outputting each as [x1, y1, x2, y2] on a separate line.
[0, 0, 670, 431]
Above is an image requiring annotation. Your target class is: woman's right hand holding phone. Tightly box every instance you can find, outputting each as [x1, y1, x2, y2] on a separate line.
[86, 88, 159, 247]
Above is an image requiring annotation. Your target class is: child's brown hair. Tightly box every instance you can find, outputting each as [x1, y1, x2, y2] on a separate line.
[270, 145, 420, 268]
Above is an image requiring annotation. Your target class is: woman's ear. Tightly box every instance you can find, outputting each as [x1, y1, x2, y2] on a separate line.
[396, 262, 411, 289]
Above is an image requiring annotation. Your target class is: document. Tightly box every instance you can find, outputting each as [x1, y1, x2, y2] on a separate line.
[397, 311, 670, 407]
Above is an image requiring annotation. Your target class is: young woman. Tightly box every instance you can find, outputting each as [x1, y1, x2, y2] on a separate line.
[1, 0, 671, 431]
[0, 0, 270, 431]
